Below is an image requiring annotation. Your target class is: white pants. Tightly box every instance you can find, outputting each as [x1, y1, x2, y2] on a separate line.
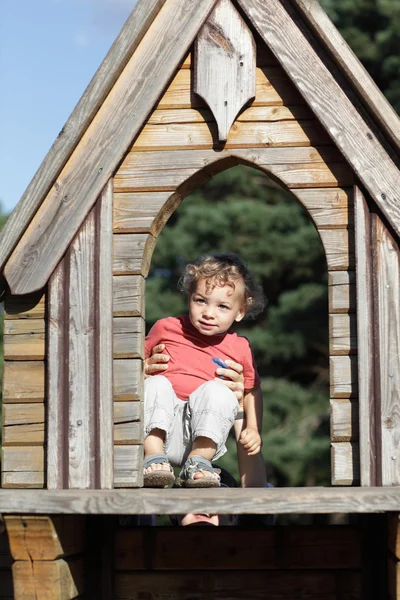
[144, 375, 239, 467]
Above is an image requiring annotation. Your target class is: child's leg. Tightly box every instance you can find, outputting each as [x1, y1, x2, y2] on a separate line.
[144, 375, 177, 474]
[186, 380, 238, 480]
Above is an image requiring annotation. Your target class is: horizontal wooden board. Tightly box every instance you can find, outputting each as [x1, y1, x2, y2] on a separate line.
[330, 399, 359, 442]
[1, 447, 44, 488]
[319, 229, 354, 271]
[329, 313, 357, 355]
[114, 422, 142, 445]
[113, 359, 143, 401]
[4, 292, 46, 320]
[132, 120, 331, 152]
[114, 402, 141, 423]
[113, 192, 173, 234]
[148, 104, 314, 125]
[295, 187, 352, 229]
[157, 67, 303, 109]
[3, 320, 45, 360]
[113, 233, 156, 276]
[328, 271, 356, 314]
[12, 556, 84, 600]
[2, 403, 45, 446]
[113, 275, 145, 316]
[331, 442, 360, 485]
[3, 361, 45, 403]
[114, 445, 141, 488]
[330, 355, 358, 399]
[113, 317, 145, 359]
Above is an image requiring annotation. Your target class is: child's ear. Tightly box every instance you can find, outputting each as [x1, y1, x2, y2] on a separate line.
[235, 306, 246, 322]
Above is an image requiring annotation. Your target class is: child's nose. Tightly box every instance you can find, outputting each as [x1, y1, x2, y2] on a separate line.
[203, 306, 215, 318]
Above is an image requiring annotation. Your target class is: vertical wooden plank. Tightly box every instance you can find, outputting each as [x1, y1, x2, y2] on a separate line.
[48, 261, 68, 489]
[68, 208, 96, 489]
[97, 181, 114, 490]
[354, 187, 376, 486]
[372, 214, 400, 486]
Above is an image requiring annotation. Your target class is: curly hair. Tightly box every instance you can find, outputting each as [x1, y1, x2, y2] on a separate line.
[178, 253, 266, 318]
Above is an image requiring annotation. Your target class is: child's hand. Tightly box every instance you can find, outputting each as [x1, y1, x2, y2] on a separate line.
[144, 343, 170, 378]
[239, 427, 262, 456]
[215, 360, 245, 402]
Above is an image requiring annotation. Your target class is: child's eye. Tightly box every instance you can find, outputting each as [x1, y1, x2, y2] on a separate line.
[219, 304, 229, 310]
[196, 298, 205, 304]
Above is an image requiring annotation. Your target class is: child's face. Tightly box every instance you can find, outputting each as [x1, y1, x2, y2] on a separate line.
[188, 277, 246, 336]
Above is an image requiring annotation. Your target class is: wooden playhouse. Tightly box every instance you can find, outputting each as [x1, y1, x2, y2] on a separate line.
[1, 0, 400, 597]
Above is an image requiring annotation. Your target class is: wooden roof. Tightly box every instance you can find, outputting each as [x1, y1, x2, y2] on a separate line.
[2, 0, 400, 295]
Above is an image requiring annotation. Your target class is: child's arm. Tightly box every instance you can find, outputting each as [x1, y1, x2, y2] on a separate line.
[238, 387, 263, 455]
[234, 389, 266, 487]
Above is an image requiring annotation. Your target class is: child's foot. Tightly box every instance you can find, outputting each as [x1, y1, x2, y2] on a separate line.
[175, 456, 221, 488]
[143, 454, 175, 488]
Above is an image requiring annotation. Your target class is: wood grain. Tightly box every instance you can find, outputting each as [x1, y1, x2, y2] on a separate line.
[3, 319, 45, 360]
[113, 233, 156, 276]
[1, 447, 44, 489]
[113, 192, 173, 234]
[194, 0, 256, 141]
[113, 317, 145, 359]
[4, 0, 220, 295]
[330, 399, 359, 442]
[237, 0, 400, 238]
[331, 442, 360, 485]
[0, 0, 168, 273]
[113, 275, 145, 316]
[113, 359, 143, 401]
[328, 271, 356, 314]
[4, 292, 45, 320]
[295, 187, 352, 229]
[354, 187, 376, 487]
[319, 229, 354, 271]
[114, 446, 141, 488]
[12, 557, 84, 600]
[2, 404, 45, 446]
[329, 313, 357, 355]
[330, 355, 358, 399]
[2, 361, 45, 403]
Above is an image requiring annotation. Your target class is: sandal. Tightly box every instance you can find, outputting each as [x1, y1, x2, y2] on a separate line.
[143, 454, 175, 488]
[175, 456, 221, 488]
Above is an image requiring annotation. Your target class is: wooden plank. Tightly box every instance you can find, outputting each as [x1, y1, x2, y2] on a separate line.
[331, 442, 360, 485]
[372, 215, 400, 486]
[194, 0, 256, 141]
[3, 319, 45, 361]
[12, 557, 84, 600]
[114, 446, 141, 488]
[113, 192, 174, 235]
[329, 313, 357, 355]
[330, 355, 358, 399]
[328, 271, 356, 314]
[0, 0, 169, 273]
[4, 516, 85, 561]
[114, 402, 141, 423]
[1, 447, 44, 489]
[68, 208, 96, 490]
[113, 276, 145, 317]
[237, 0, 400, 239]
[2, 404, 45, 446]
[354, 187, 376, 487]
[114, 422, 142, 445]
[47, 259, 67, 490]
[2, 486, 400, 514]
[97, 181, 114, 490]
[113, 359, 143, 401]
[4, 0, 220, 295]
[4, 292, 45, 320]
[3, 362, 45, 403]
[113, 317, 145, 359]
[157, 66, 304, 109]
[295, 187, 352, 229]
[131, 120, 331, 152]
[292, 0, 400, 152]
[319, 229, 353, 271]
[113, 233, 156, 276]
[3, 402, 45, 427]
[330, 399, 359, 442]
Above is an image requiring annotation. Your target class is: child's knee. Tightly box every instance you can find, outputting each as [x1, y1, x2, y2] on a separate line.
[144, 374, 174, 395]
[191, 380, 238, 413]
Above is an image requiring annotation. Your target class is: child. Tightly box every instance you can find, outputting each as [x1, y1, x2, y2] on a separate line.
[143, 253, 266, 488]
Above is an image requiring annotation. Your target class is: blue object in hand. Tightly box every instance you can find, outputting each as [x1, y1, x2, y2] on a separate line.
[212, 357, 229, 379]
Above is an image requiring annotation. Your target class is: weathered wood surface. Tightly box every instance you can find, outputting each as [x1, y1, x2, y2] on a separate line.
[132, 120, 331, 151]
[4, 0, 220, 295]
[330, 399, 358, 442]
[2, 362, 45, 403]
[194, 0, 256, 142]
[3, 319, 45, 360]
[237, 0, 400, 239]
[4, 292, 45, 320]
[0, 0, 168, 273]
[113, 233, 156, 276]
[114, 446, 142, 488]
[113, 275, 145, 316]
[331, 442, 360, 485]
[372, 215, 400, 486]
[328, 271, 355, 314]
[157, 66, 303, 109]
[113, 359, 143, 401]
[295, 188, 352, 229]
[1, 447, 44, 488]
[0, 486, 399, 514]
[2, 404, 45, 446]
[329, 314, 357, 355]
[12, 557, 84, 600]
[116, 527, 361, 571]
[330, 356, 358, 399]
[113, 192, 175, 235]
[113, 317, 145, 359]
[4, 516, 85, 561]
[319, 229, 354, 271]
[292, 0, 400, 152]
[354, 187, 376, 487]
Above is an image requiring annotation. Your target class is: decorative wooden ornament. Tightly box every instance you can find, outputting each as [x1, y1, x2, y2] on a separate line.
[194, 0, 256, 142]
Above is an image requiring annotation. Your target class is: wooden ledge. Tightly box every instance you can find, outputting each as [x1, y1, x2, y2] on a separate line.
[0, 487, 399, 515]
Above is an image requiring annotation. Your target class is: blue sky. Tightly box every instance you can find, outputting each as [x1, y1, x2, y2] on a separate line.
[0, 0, 137, 214]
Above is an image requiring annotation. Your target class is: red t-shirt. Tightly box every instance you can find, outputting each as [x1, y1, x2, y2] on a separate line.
[145, 315, 260, 401]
